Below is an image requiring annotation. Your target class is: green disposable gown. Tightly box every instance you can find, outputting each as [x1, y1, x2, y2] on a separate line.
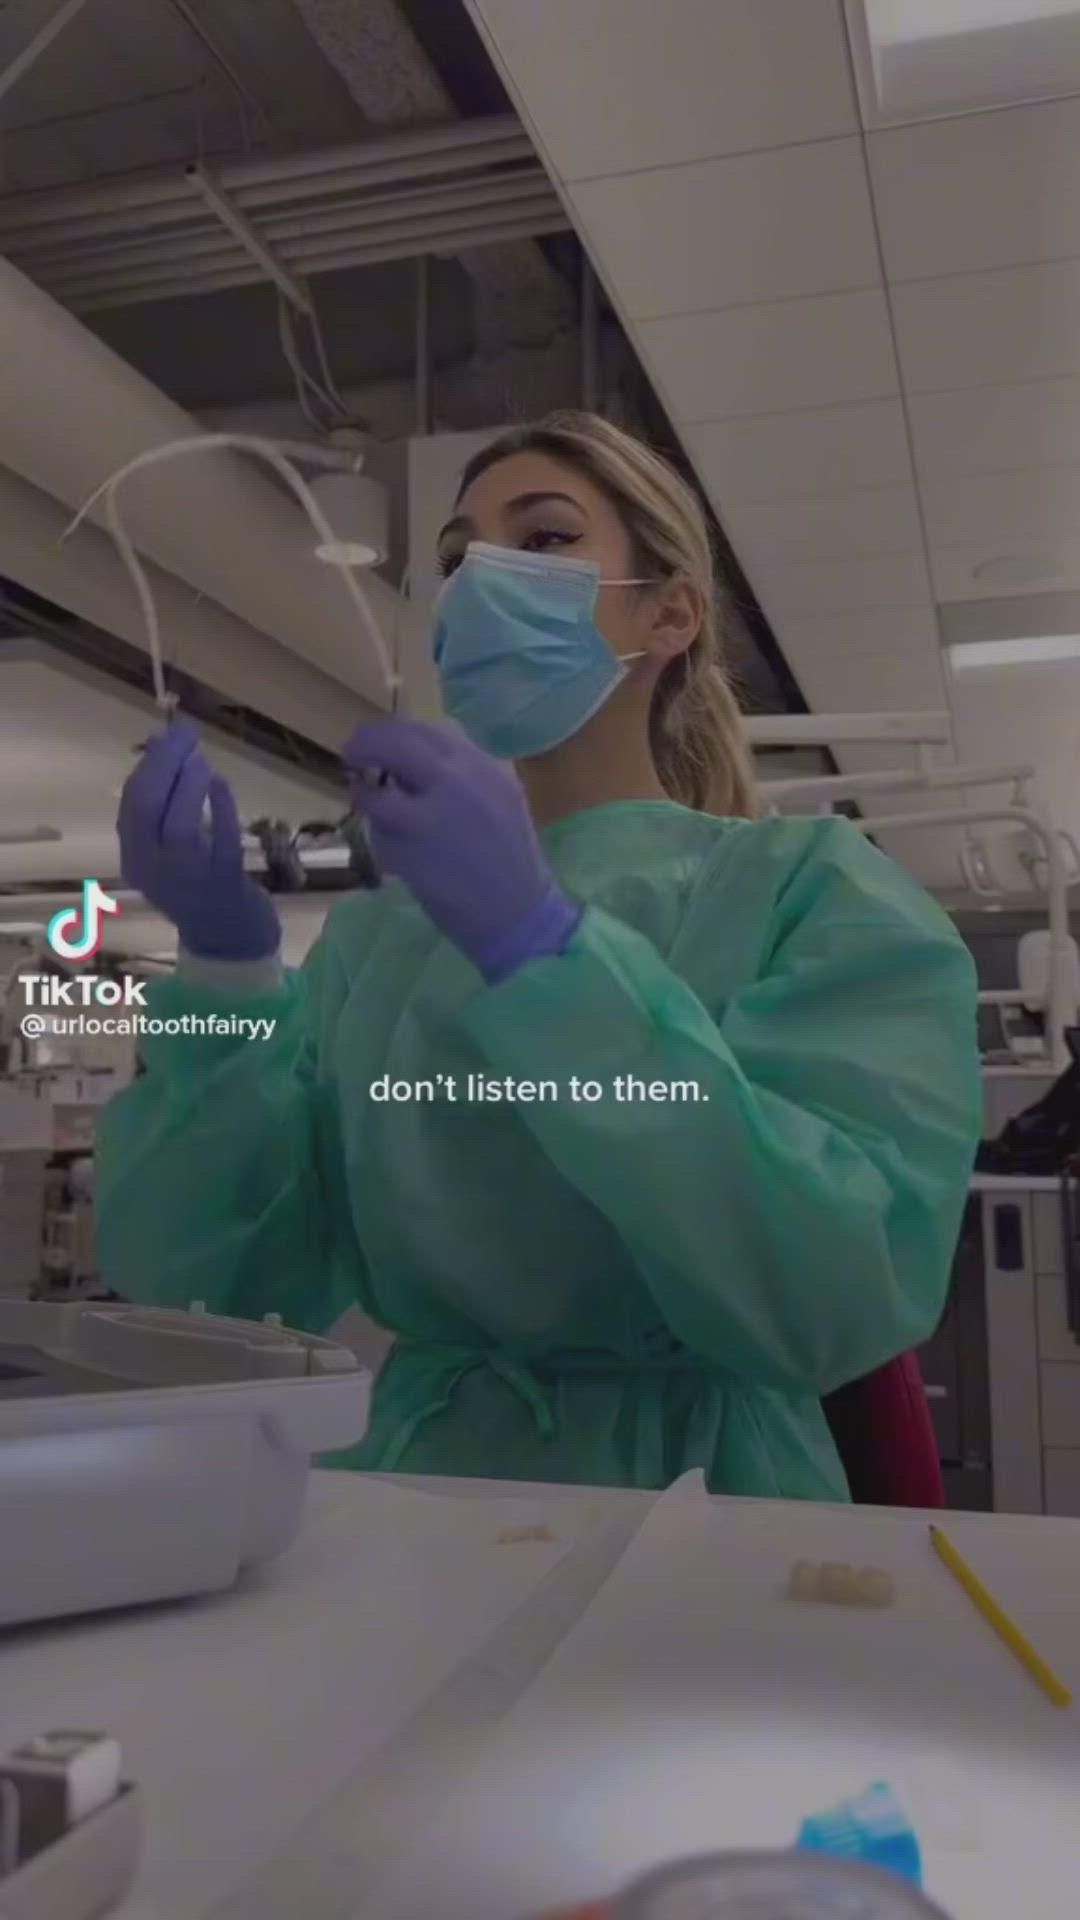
[95, 803, 980, 1497]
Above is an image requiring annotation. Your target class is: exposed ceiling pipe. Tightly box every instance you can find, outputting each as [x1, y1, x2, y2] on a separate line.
[0, 115, 564, 314]
[186, 164, 313, 313]
[21, 169, 559, 272]
[0, 467, 379, 750]
[0, 0, 91, 106]
[36, 182, 564, 288]
[0, 117, 531, 233]
[0, 256, 411, 706]
[51, 205, 569, 311]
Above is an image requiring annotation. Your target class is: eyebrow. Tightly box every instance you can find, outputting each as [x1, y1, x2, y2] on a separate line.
[435, 490, 585, 546]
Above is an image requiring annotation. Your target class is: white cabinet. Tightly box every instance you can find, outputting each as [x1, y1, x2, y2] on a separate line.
[1043, 1449, 1080, 1518]
[977, 1181, 1080, 1515]
[1041, 1364, 1080, 1448]
[980, 1187, 1043, 1513]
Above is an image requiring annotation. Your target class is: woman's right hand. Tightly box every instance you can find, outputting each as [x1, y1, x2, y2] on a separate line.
[117, 719, 280, 961]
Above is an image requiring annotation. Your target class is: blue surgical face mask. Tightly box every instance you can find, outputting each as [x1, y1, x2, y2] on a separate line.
[431, 540, 650, 759]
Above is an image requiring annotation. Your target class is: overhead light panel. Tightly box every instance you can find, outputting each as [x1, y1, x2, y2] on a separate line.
[948, 635, 1080, 669]
[861, 0, 1080, 114]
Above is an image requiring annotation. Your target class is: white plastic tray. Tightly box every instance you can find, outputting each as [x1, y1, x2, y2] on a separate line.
[0, 1301, 371, 1627]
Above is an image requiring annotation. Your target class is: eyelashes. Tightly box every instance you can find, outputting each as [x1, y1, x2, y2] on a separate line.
[436, 529, 582, 579]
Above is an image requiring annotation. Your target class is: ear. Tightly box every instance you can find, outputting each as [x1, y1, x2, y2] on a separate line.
[648, 579, 702, 661]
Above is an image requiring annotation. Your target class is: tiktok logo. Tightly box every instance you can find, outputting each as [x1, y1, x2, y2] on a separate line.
[46, 879, 120, 962]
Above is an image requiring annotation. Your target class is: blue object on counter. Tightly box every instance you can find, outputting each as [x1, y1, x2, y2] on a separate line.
[795, 1783, 922, 1886]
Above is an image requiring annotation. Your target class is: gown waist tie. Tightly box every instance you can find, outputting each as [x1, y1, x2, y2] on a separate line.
[373, 1341, 709, 1473]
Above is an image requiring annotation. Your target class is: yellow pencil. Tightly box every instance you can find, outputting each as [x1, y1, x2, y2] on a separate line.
[929, 1525, 1072, 1709]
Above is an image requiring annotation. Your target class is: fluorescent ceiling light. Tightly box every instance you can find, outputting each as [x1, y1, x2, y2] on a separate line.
[0, 921, 46, 935]
[868, 2, 1080, 42]
[949, 635, 1080, 669]
[862, 0, 1080, 113]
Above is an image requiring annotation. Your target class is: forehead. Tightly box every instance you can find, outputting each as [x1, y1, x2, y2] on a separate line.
[456, 448, 613, 521]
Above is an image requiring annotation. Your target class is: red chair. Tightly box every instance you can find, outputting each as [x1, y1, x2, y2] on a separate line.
[822, 1350, 944, 1508]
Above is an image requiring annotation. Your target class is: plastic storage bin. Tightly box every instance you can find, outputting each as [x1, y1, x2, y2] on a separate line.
[0, 1300, 371, 1627]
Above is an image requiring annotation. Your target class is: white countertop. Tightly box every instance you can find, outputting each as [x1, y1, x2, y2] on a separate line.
[3, 1472, 1079, 1920]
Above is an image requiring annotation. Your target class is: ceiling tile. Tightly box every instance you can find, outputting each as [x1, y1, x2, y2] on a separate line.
[684, 401, 913, 503]
[930, 538, 1080, 604]
[776, 607, 940, 660]
[908, 379, 1080, 477]
[870, 96, 1080, 282]
[723, 486, 923, 567]
[793, 647, 948, 711]
[470, 0, 856, 182]
[757, 551, 933, 619]
[921, 466, 1080, 549]
[892, 260, 1080, 394]
[640, 290, 898, 421]
[572, 139, 878, 321]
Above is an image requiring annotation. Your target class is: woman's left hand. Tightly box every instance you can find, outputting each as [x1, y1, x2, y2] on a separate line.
[342, 719, 580, 983]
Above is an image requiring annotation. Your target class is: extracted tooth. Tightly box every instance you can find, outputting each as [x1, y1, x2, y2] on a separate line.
[785, 1559, 896, 1607]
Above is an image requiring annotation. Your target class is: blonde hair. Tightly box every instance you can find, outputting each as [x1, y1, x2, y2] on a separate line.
[455, 410, 757, 817]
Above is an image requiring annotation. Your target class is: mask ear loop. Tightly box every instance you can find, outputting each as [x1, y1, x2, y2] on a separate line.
[62, 433, 401, 718]
[597, 567, 659, 666]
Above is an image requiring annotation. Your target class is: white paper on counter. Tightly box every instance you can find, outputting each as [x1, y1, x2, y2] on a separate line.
[205, 1495, 649, 1920]
[0, 1472, 596, 1920]
[360, 1472, 1080, 1920]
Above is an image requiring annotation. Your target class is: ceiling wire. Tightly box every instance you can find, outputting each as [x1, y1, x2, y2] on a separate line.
[308, 298, 353, 419]
[277, 292, 352, 431]
[164, 0, 272, 149]
[277, 294, 334, 431]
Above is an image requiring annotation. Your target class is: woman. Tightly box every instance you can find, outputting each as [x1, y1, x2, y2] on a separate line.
[96, 411, 980, 1497]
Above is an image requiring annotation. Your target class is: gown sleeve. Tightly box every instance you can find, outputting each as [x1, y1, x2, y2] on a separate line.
[460, 819, 981, 1394]
[94, 923, 362, 1335]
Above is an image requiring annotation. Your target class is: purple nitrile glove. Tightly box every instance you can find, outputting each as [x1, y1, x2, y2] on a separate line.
[117, 718, 280, 961]
[342, 718, 581, 983]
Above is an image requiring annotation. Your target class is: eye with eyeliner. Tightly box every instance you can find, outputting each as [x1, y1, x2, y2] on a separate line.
[436, 527, 581, 579]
